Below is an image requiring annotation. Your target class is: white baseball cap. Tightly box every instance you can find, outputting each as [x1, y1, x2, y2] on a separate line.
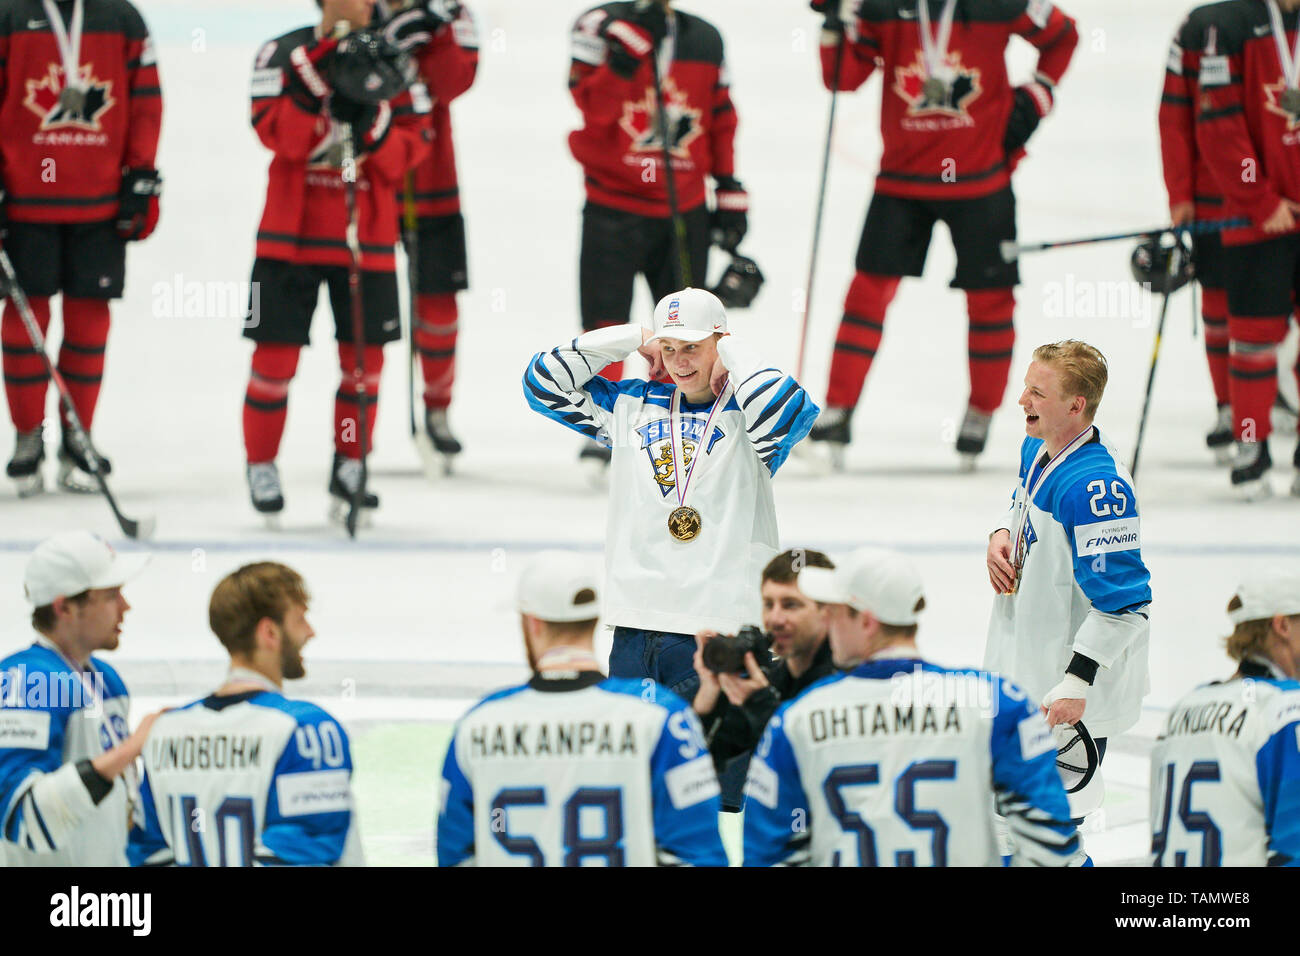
[23, 531, 151, 607]
[797, 547, 925, 626]
[1228, 569, 1300, 625]
[647, 287, 728, 344]
[515, 551, 602, 623]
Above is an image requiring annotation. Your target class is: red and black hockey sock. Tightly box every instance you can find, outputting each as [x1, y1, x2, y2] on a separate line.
[57, 298, 110, 431]
[1201, 287, 1230, 407]
[825, 272, 900, 409]
[966, 288, 1016, 414]
[243, 343, 301, 464]
[335, 343, 384, 459]
[1, 295, 52, 432]
[415, 293, 457, 410]
[1228, 317, 1286, 440]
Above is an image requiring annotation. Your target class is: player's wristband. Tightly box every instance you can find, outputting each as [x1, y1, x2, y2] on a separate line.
[1065, 652, 1099, 685]
[76, 758, 114, 805]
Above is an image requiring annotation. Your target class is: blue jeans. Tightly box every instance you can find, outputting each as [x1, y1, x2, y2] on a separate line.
[609, 627, 701, 704]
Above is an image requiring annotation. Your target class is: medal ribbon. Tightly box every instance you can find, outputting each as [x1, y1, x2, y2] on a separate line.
[535, 647, 602, 675]
[669, 379, 730, 515]
[42, 0, 84, 94]
[917, 0, 959, 81]
[1009, 425, 1096, 573]
[223, 666, 281, 694]
[1267, 0, 1300, 93]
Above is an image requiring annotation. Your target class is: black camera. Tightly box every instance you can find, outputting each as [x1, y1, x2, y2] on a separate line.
[701, 625, 772, 675]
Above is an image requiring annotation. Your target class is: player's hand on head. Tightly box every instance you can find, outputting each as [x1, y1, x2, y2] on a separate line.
[638, 332, 665, 379]
[709, 355, 728, 397]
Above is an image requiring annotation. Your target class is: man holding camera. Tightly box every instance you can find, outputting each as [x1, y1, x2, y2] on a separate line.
[693, 549, 837, 812]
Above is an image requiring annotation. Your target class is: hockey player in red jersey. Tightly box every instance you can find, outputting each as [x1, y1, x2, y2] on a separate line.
[379, 0, 477, 464]
[0, 0, 162, 496]
[806, 0, 1077, 469]
[1194, 0, 1300, 498]
[567, 0, 748, 471]
[241, 0, 431, 521]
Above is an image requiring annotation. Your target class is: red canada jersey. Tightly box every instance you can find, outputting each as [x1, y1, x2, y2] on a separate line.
[0, 0, 161, 223]
[249, 26, 432, 271]
[568, 2, 738, 218]
[406, 4, 477, 219]
[1160, 4, 1232, 223]
[1195, 0, 1300, 245]
[828, 0, 1077, 200]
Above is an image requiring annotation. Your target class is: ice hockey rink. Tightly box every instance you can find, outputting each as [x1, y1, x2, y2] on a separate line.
[2, 0, 1299, 866]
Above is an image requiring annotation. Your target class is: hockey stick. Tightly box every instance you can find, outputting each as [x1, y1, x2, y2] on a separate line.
[340, 123, 370, 539]
[401, 171, 419, 439]
[795, 22, 846, 381]
[1000, 217, 1250, 263]
[1129, 254, 1181, 481]
[643, 2, 690, 289]
[0, 246, 154, 539]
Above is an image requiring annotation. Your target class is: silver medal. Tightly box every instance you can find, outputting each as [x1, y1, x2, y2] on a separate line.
[1282, 87, 1300, 114]
[923, 76, 949, 102]
[58, 85, 85, 114]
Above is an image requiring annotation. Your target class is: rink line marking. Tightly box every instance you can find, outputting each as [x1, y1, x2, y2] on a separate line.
[2, 539, 1299, 556]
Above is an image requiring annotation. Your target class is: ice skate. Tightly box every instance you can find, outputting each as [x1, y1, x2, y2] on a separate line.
[7, 427, 45, 498]
[328, 452, 378, 527]
[247, 462, 284, 529]
[1205, 404, 1233, 465]
[57, 429, 111, 494]
[956, 406, 993, 473]
[803, 406, 850, 472]
[1230, 441, 1272, 501]
[579, 439, 611, 490]
[416, 407, 461, 478]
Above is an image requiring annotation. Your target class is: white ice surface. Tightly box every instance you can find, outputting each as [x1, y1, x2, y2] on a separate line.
[2, 0, 1299, 865]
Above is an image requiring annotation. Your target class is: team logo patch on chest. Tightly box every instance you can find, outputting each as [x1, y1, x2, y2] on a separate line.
[636, 417, 724, 497]
[620, 77, 703, 159]
[893, 51, 981, 118]
[1018, 515, 1038, 562]
[25, 64, 114, 131]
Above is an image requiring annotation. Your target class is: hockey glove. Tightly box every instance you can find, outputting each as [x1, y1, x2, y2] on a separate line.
[710, 176, 749, 253]
[599, 5, 667, 79]
[1003, 81, 1053, 156]
[381, 1, 460, 54]
[115, 168, 161, 241]
[285, 36, 339, 113]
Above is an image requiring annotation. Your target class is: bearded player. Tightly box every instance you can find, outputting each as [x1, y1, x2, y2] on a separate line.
[1, 0, 162, 495]
[805, 0, 1078, 470]
[523, 288, 817, 701]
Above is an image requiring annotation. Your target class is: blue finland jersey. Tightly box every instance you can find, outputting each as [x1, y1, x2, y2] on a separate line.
[744, 657, 1079, 867]
[439, 674, 727, 866]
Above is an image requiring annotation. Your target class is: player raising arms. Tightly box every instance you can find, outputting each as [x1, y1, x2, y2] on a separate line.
[805, 0, 1077, 469]
[437, 552, 726, 866]
[523, 288, 817, 701]
[1, 0, 162, 495]
[743, 548, 1081, 866]
[239, 0, 431, 522]
[128, 562, 363, 866]
[1151, 570, 1300, 866]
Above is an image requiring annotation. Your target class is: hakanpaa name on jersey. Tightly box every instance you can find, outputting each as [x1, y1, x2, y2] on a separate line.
[438, 674, 727, 866]
[743, 659, 1079, 867]
[128, 691, 363, 866]
[0, 642, 132, 865]
[1151, 668, 1300, 867]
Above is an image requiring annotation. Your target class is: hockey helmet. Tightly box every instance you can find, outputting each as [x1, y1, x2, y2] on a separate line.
[1053, 719, 1104, 818]
[1130, 231, 1194, 295]
[710, 254, 765, 310]
[330, 29, 416, 105]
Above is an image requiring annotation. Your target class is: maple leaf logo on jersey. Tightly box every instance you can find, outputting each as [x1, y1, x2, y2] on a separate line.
[619, 77, 702, 159]
[893, 52, 981, 116]
[1264, 79, 1300, 131]
[24, 64, 114, 130]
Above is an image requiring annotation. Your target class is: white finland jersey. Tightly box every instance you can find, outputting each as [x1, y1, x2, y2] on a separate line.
[129, 690, 363, 866]
[1150, 663, 1300, 867]
[438, 673, 726, 866]
[744, 657, 1079, 867]
[524, 326, 818, 636]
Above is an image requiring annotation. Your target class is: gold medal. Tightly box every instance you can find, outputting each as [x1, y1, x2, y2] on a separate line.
[668, 506, 702, 542]
[923, 76, 948, 102]
[58, 85, 85, 114]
